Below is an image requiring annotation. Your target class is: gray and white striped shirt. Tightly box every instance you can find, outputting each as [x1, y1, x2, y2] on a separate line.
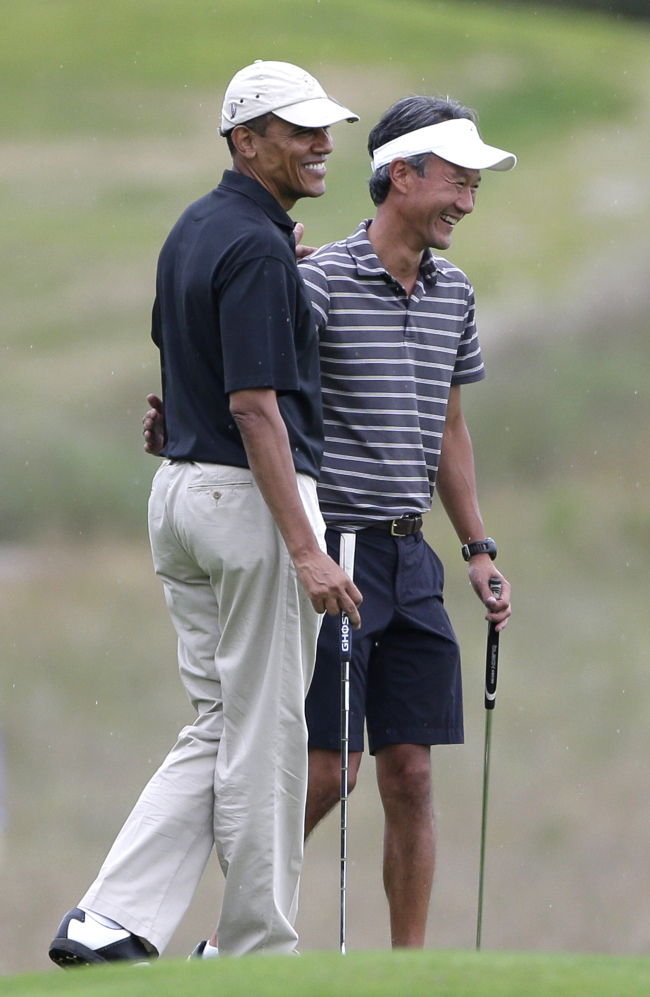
[299, 220, 485, 528]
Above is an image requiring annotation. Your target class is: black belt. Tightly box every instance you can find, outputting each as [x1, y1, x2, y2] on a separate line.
[370, 515, 423, 537]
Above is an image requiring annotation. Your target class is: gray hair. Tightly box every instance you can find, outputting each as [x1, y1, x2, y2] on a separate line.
[367, 95, 478, 206]
[222, 111, 276, 157]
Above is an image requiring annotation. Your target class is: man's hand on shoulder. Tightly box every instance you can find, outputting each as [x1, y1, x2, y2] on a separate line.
[143, 393, 165, 455]
[293, 222, 317, 260]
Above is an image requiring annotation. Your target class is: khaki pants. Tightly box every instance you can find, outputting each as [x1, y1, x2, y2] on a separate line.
[80, 460, 324, 955]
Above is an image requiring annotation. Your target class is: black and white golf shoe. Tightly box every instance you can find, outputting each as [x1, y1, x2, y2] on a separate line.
[48, 908, 154, 968]
[188, 939, 219, 960]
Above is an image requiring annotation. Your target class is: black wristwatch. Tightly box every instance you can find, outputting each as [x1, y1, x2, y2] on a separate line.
[461, 538, 497, 562]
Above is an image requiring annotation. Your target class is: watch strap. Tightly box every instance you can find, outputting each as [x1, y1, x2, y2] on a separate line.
[461, 538, 497, 562]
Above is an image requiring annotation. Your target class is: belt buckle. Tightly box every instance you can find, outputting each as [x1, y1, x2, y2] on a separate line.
[390, 516, 421, 537]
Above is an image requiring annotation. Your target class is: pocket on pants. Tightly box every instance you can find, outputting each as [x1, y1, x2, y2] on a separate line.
[188, 479, 253, 504]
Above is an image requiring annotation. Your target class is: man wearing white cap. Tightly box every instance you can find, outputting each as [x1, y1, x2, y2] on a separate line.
[48, 60, 361, 965]
[143, 94, 515, 952]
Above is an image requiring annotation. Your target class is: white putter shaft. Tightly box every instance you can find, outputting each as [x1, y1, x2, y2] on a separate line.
[338, 531, 356, 956]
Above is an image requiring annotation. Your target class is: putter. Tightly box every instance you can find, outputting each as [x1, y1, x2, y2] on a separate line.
[338, 531, 356, 956]
[476, 576, 502, 951]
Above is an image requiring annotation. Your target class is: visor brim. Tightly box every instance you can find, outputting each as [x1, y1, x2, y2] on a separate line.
[437, 144, 517, 172]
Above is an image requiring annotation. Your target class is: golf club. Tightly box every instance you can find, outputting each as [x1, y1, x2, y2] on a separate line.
[476, 576, 503, 951]
[338, 531, 356, 956]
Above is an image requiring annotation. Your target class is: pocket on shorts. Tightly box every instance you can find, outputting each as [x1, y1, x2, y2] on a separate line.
[398, 536, 444, 605]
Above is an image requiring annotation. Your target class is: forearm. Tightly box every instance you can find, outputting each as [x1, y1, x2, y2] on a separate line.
[230, 392, 320, 561]
[436, 398, 485, 545]
[437, 386, 511, 629]
[230, 387, 362, 625]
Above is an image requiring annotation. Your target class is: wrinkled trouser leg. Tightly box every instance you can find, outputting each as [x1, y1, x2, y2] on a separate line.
[80, 461, 323, 955]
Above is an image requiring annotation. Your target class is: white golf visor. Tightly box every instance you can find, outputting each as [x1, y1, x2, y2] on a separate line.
[371, 118, 516, 172]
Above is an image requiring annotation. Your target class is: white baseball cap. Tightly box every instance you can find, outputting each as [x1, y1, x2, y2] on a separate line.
[220, 60, 359, 135]
[371, 117, 516, 172]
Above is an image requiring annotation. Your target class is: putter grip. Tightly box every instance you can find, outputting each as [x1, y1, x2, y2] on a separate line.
[339, 533, 356, 663]
[484, 577, 501, 710]
[339, 532, 356, 579]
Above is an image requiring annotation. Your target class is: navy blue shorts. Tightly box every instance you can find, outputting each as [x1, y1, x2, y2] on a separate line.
[305, 527, 464, 755]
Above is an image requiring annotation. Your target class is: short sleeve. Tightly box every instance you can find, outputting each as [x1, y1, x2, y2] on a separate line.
[451, 286, 486, 385]
[219, 256, 301, 394]
[298, 258, 330, 333]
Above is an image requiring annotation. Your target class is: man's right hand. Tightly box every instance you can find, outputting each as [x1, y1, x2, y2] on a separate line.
[230, 387, 362, 628]
[143, 388, 361, 624]
[294, 548, 362, 628]
[143, 394, 165, 455]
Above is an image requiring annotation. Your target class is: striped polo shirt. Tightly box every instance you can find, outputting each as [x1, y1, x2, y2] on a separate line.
[299, 219, 485, 528]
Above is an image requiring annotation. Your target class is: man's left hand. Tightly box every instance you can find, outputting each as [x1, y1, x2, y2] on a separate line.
[293, 222, 317, 260]
[143, 394, 165, 455]
[468, 556, 511, 632]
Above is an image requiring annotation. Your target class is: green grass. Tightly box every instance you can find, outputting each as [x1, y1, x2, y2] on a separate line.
[0, 0, 644, 139]
[1, 0, 649, 540]
[2, 0, 650, 979]
[3, 951, 650, 997]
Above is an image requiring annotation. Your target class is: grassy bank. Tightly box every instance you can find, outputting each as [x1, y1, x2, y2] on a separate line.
[2, 950, 650, 997]
[1, 0, 650, 977]
[1, 0, 649, 540]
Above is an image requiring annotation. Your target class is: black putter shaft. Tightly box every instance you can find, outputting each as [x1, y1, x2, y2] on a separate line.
[476, 576, 502, 951]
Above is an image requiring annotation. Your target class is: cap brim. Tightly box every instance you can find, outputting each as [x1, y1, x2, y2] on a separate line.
[274, 96, 359, 127]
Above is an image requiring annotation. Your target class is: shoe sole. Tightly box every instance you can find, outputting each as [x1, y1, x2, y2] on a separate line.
[49, 938, 109, 968]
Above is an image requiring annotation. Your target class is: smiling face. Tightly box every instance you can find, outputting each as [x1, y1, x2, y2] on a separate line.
[404, 154, 481, 252]
[232, 115, 334, 210]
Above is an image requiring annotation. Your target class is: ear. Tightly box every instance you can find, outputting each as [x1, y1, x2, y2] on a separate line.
[388, 158, 416, 195]
[230, 124, 258, 161]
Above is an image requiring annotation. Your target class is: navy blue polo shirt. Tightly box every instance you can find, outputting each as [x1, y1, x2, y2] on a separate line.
[151, 169, 324, 478]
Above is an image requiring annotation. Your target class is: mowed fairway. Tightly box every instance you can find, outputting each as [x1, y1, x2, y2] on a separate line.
[2, 951, 650, 997]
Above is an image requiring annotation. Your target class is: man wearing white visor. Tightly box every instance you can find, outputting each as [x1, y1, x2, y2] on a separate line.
[48, 61, 361, 966]
[299, 96, 514, 949]
[370, 115, 516, 173]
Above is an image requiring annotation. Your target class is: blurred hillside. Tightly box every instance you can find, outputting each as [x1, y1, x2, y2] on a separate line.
[1, 0, 649, 975]
[1, 0, 648, 539]
[470, 0, 650, 20]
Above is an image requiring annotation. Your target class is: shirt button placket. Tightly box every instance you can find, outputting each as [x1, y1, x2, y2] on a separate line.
[404, 303, 414, 342]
